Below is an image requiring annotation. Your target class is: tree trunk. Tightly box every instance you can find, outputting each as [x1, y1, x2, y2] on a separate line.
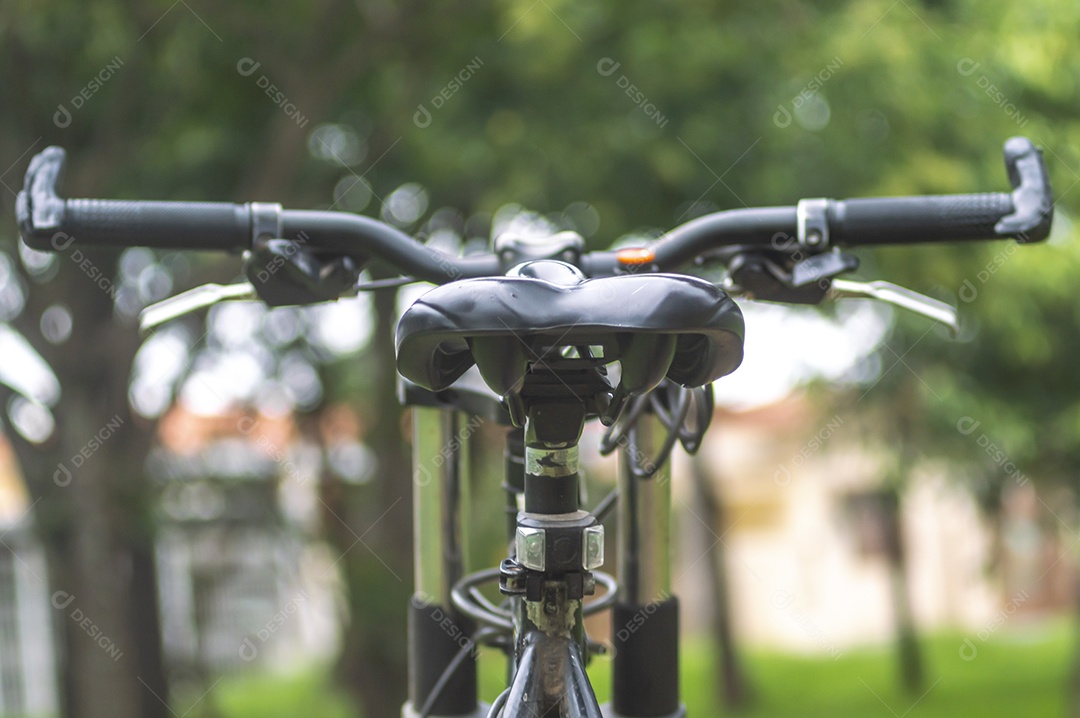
[881, 490, 924, 694]
[5, 248, 168, 718]
[888, 386, 925, 696]
[689, 454, 751, 710]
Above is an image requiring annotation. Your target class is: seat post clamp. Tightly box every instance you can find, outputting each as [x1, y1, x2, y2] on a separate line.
[796, 198, 829, 251]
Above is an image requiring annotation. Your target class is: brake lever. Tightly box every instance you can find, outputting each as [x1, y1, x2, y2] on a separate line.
[725, 249, 859, 305]
[139, 282, 256, 334]
[830, 278, 959, 336]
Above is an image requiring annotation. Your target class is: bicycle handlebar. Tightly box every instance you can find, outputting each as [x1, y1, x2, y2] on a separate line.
[828, 137, 1053, 245]
[17, 137, 1053, 282]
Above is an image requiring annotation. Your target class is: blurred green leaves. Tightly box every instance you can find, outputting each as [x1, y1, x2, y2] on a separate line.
[4, 0, 1080, 493]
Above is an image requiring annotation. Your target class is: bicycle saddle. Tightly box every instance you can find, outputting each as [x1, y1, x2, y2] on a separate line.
[396, 260, 744, 406]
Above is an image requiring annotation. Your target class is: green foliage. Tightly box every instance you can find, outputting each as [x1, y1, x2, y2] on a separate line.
[6, 0, 1078, 235]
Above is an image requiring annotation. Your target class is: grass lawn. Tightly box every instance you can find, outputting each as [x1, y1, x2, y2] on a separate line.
[678, 622, 1074, 717]
[196, 621, 1074, 717]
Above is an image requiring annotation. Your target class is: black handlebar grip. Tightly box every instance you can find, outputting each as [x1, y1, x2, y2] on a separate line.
[17, 146, 253, 252]
[827, 137, 1053, 246]
[828, 192, 1013, 245]
[56, 198, 252, 251]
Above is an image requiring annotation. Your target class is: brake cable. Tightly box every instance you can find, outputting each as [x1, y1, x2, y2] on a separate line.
[599, 381, 712, 479]
[654, 381, 714, 455]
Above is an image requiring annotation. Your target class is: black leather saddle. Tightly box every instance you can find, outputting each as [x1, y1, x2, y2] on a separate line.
[396, 261, 744, 407]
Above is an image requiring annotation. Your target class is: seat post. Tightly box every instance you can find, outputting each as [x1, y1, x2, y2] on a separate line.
[498, 388, 606, 717]
[522, 397, 586, 515]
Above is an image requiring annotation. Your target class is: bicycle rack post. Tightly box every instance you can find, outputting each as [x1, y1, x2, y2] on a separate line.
[607, 411, 686, 718]
[405, 406, 483, 718]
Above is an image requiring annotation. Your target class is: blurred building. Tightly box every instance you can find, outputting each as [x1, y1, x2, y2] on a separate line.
[577, 393, 1073, 658]
[667, 396, 1073, 654]
[0, 408, 342, 716]
[152, 407, 341, 680]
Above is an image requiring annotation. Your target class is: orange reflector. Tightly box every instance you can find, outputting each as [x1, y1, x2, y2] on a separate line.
[616, 247, 656, 265]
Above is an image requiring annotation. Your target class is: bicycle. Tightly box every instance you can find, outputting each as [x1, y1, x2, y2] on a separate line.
[16, 136, 1053, 717]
